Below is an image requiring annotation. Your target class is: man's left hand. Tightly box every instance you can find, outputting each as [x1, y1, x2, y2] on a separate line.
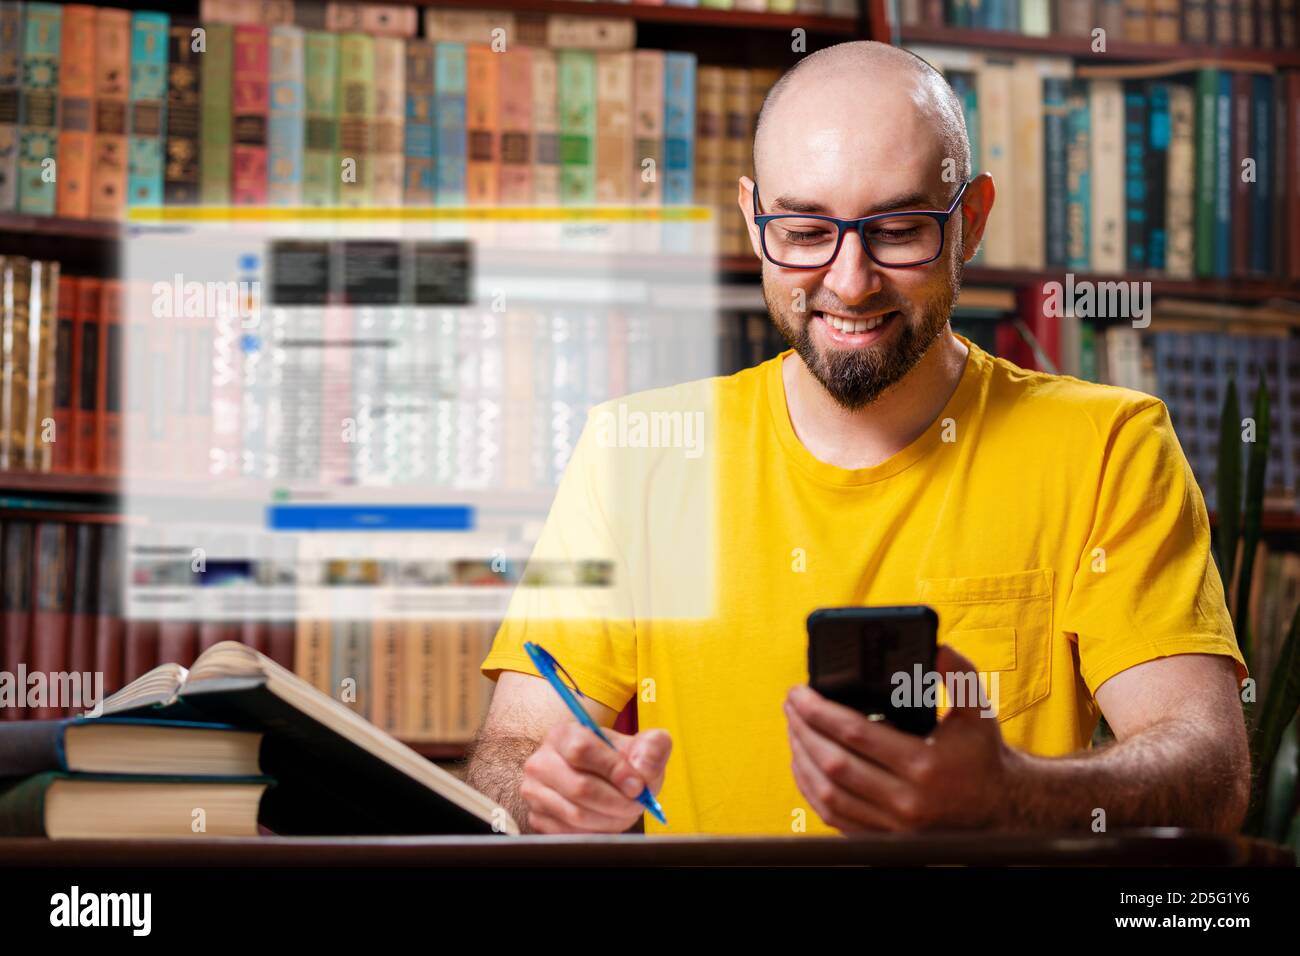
[785, 645, 1015, 832]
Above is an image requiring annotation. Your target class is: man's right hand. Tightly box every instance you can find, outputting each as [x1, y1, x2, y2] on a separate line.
[519, 723, 672, 833]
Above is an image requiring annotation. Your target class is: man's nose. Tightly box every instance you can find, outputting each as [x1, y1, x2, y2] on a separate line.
[820, 231, 884, 307]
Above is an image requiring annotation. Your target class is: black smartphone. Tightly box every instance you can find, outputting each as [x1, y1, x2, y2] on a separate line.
[806, 605, 939, 736]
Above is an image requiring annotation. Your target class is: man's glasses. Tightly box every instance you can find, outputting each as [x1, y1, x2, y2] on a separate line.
[752, 180, 970, 270]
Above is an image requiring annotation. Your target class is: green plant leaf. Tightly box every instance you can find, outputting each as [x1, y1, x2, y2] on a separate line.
[1215, 380, 1242, 604]
[1235, 373, 1271, 668]
[1246, 601, 1300, 834]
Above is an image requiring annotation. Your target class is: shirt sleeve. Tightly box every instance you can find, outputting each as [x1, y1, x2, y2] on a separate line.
[479, 408, 638, 714]
[1062, 397, 1248, 698]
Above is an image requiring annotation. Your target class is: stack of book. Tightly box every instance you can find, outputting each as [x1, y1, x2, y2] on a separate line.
[0, 715, 269, 837]
[914, 45, 1300, 282]
[0, 641, 518, 835]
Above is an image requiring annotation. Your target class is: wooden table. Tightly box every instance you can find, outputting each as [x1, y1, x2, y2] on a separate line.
[0, 828, 1293, 866]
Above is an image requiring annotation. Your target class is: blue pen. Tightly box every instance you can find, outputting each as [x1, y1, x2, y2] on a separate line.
[523, 641, 667, 826]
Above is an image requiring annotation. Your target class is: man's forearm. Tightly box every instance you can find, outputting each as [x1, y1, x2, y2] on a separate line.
[999, 718, 1250, 833]
[464, 732, 539, 833]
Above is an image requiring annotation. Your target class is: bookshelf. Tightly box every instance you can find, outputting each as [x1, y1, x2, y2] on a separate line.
[3, 0, 1300, 763]
[895, 24, 1300, 68]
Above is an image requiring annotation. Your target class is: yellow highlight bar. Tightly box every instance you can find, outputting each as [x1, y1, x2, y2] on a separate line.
[127, 206, 714, 223]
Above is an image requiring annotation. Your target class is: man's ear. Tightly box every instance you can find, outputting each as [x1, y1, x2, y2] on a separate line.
[737, 175, 762, 260]
[959, 172, 995, 263]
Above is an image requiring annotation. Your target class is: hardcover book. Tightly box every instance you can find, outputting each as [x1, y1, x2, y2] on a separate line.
[17, 1, 60, 215]
[126, 11, 168, 209]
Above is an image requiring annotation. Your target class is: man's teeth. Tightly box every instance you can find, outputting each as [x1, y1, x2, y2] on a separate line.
[822, 312, 890, 333]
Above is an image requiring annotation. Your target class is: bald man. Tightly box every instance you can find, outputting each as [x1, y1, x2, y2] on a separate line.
[467, 41, 1250, 836]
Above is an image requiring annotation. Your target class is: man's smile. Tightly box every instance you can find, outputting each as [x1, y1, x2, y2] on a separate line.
[812, 309, 902, 349]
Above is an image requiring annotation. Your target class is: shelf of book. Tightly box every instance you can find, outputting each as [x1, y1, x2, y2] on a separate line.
[383, 0, 862, 34]
[896, 24, 1300, 69]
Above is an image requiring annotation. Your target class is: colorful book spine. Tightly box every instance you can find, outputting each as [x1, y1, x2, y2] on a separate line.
[531, 47, 559, 207]
[126, 11, 168, 209]
[337, 32, 373, 207]
[1043, 76, 1069, 270]
[1249, 73, 1274, 277]
[164, 18, 201, 206]
[632, 50, 664, 207]
[1089, 78, 1125, 274]
[1194, 69, 1218, 277]
[27, 259, 55, 472]
[497, 46, 532, 206]
[199, 21, 232, 207]
[1165, 83, 1196, 278]
[0, 1, 20, 211]
[465, 44, 498, 206]
[433, 41, 466, 206]
[1231, 72, 1251, 278]
[595, 51, 634, 206]
[1213, 70, 1232, 279]
[662, 52, 695, 207]
[268, 24, 305, 207]
[302, 30, 337, 207]
[17, 2, 60, 215]
[1064, 79, 1091, 271]
[558, 50, 595, 205]
[370, 35, 404, 206]
[402, 38, 434, 206]
[88, 7, 130, 221]
[1123, 82, 1148, 271]
[51, 273, 76, 471]
[694, 66, 723, 238]
[977, 56, 1016, 268]
[74, 276, 100, 474]
[232, 24, 269, 207]
[1145, 82, 1169, 272]
[721, 67, 752, 256]
[55, 4, 95, 219]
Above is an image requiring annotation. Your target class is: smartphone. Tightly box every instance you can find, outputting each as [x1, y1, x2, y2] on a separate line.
[806, 605, 939, 736]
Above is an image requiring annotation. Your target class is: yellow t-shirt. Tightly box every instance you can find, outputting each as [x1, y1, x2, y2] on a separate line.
[481, 336, 1247, 836]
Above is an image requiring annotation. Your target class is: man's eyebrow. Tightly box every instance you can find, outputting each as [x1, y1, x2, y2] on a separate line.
[769, 190, 936, 216]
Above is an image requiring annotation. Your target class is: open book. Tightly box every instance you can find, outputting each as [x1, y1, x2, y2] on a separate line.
[96, 641, 518, 836]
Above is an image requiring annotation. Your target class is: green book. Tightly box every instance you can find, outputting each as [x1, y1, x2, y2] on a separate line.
[337, 32, 373, 207]
[1193, 68, 1218, 278]
[0, 1, 23, 211]
[303, 30, 338, 207]
[558, 50, 595, 206]
[199, 21, 233, 207]
[0, 771, 273, 838]
[17, 1, 60, 216]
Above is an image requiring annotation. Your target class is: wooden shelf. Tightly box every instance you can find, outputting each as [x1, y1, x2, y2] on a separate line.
[0, 212, 122, 240]
[0, 470, 120, 495]
[371, 0, 860, 34]
[898, 24, 1300, 68]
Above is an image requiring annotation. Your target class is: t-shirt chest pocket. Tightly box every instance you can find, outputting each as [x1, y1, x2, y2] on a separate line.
[917, 568, 1054, 721]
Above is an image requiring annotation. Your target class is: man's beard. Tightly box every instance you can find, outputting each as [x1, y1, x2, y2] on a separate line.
[763, 271, 961, 411]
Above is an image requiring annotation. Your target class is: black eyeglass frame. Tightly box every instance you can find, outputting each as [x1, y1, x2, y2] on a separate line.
[751, 179, 972, 270]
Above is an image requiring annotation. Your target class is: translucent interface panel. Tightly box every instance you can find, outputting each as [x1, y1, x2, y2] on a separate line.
[123, 214, 718, 622]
